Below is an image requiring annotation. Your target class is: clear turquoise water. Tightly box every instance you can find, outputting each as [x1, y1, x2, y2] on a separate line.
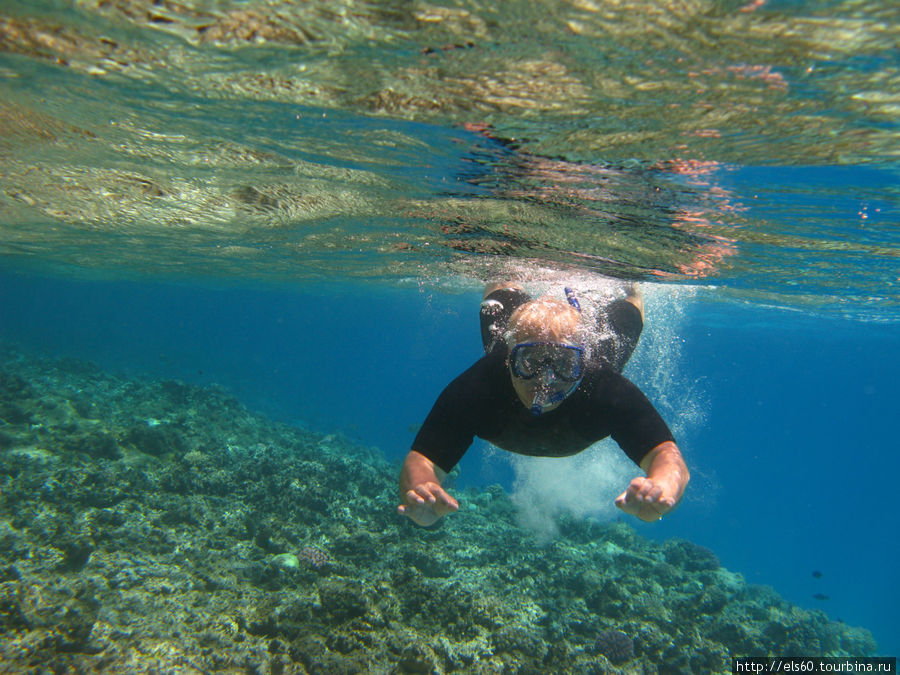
[2, 0, 899, 657]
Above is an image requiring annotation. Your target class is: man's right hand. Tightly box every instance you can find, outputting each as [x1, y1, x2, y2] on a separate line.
[397, 481, 459, 527]
[398, 450, 459, 527]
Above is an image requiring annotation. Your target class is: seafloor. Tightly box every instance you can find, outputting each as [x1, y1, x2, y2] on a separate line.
[0, 345, 877, 674]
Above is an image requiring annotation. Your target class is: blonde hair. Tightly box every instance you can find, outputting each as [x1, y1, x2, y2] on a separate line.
[506, 297, 583, 346]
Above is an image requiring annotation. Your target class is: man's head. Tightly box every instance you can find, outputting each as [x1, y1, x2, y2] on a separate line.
[505, 297, 587, 415]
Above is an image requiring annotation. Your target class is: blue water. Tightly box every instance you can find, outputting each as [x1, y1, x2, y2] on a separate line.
[2, 267, 898, 654]
[2, 0, 899, 661]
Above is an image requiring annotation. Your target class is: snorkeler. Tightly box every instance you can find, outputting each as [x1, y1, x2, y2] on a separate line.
[398, 282, 689, 527]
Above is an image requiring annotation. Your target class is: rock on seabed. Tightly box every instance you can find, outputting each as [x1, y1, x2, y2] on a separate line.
[0, 346, 878, 673]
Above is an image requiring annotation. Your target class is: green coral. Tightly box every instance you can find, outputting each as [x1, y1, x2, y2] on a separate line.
[0, 346, 880, 673]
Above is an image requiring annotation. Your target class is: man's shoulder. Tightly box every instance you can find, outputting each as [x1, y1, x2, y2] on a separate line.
[580, 367, 648, 404]
[444, 348, 508, 398]
[583, 364, 631, 388]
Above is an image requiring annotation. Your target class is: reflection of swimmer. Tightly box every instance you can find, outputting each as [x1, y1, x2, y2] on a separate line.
[398, 282, 689, 527]
[453, 123, 737, 281]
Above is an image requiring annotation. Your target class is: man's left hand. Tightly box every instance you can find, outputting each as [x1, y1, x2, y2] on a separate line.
[615, 476, 677, 522]
[616, 441, 689, 522]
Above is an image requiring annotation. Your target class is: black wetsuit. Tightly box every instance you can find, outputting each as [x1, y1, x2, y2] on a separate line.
[413, 288, 675, 473]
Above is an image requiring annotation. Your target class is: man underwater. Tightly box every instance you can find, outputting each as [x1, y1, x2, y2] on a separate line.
[398, 282, 689, 527]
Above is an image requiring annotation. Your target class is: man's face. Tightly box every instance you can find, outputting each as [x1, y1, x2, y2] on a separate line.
[508, 340, 585, 415]
[505, 297, 585, 415]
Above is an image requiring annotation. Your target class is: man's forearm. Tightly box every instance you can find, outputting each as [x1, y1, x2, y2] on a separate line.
[398, 450, 458, 526]
[641, 441, 690, 504]
[399, 450, 445, 494]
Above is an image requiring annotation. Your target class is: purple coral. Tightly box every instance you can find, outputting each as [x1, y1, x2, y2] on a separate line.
[594, 629, 634, 664]
[297, 545, 332, 570]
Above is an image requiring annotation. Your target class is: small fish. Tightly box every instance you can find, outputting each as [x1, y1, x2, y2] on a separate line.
[812, 570, 823, 579]
[813, 593, 829, 601]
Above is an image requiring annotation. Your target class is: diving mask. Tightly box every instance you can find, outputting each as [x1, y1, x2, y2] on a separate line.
[509, 342, 585, 416]
[509, 342, 585, 382]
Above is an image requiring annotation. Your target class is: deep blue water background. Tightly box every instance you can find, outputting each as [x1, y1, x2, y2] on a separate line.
[1, 267, 898, 655]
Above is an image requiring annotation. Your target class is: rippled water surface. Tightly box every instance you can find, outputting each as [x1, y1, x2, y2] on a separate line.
[1, 0, 898, 317]
[2, 0, 900, 661]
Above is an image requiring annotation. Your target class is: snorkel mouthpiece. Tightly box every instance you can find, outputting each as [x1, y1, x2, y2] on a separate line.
[528, 379, 579, 416]
[530, 370, 556, 416]
[530, 389, 551, 416]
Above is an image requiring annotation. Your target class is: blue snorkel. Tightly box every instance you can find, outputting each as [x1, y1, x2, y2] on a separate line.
[530, 381, 578, 416]
[564, 286, 581, 312]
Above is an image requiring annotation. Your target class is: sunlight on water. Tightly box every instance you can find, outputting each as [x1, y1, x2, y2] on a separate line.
[2, 1, 900, 663]
[1, 0, 899, 318]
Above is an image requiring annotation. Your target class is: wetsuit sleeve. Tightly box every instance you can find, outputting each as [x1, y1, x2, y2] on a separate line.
[412, 359, 493, 473]
[605, 376, 676, 466]
[596, 298, 644, 373]
[480, 288, 531, 354]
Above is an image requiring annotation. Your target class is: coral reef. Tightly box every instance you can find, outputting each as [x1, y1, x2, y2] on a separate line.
[0, 346, 878, 673]
[594, 630, 634, 665]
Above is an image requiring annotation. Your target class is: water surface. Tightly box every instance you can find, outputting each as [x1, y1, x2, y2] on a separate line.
[1, 0, 899, 660]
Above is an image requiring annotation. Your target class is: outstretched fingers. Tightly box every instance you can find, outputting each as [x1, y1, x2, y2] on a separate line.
[410, 483, 456, 507]
[615, 477, 675, 521]
[397, 482, 459, 525]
